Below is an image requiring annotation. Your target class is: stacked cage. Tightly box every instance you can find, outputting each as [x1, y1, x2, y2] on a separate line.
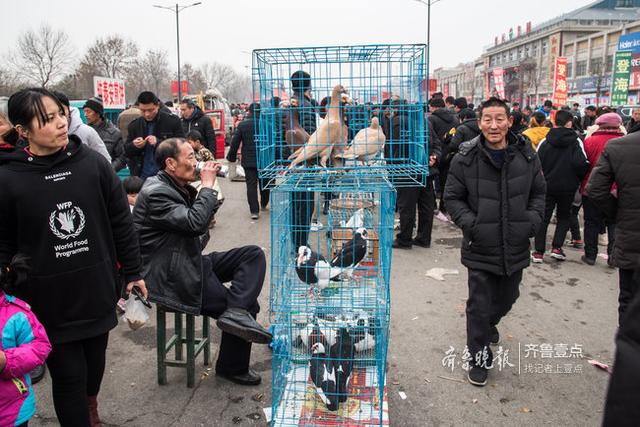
[254, 44, 428, 426]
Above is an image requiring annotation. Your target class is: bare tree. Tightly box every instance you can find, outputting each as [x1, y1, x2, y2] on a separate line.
[0, 66, 25, 96]
[200, 62, 241, 94]
[12, 25, 74, 88]
[179, 63, 207, 95]
[81, 35, 139, 79]
[124, 49, 171, 101]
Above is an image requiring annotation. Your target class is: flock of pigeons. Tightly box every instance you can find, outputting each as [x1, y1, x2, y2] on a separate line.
[287, 85, 386, 169]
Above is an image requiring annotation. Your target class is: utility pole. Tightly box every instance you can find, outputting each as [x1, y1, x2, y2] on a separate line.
[414, 0, 443, 97]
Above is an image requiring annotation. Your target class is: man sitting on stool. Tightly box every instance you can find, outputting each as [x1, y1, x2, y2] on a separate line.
[133, 137, 271, 386]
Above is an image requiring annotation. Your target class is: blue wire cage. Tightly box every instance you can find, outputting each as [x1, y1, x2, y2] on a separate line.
[269, 175, 394, 426]
[252, 44, 428, 189]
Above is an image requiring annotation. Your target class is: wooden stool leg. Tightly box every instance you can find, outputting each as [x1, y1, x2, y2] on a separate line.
[157, 307, 167, 385]
[203, 316, 210, 366]
[174, 312, 183, 361]
[186, 314, 196, 388]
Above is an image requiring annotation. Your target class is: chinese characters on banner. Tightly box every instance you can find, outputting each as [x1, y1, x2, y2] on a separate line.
[93, 77, 126, 109]
[548, 33, 561, 81]
[170, 80, 189, 98]
[553, 57, 568, 106]
[493, 68, 505, 99]
[611, 50, 632, 106]
[629, 53, 640, 90]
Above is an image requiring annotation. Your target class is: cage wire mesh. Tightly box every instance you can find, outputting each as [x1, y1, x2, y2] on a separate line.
[269, 175, 394, 426]
[252, 44, 429, 189]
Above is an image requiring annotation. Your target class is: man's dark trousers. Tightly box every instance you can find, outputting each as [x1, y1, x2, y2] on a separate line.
[583, 196, 616, 261]
[244, 167, 270, 214]
[200, 245, 265, 375]
[466, 269, 522, 363]
[619, 269, 639, 327]
[291, 191, 315, 250]
[396, 177, 435, 245]
[534, 193, 574, 253]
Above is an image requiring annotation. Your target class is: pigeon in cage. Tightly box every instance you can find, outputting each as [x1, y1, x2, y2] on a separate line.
[334, 116, 386, 164]
[289, 85, 347, 168]
[285, 97, 310, 154]
[339, 208, 367, 228]
[352, 315, 378, 352]
[309, 342, 339, 411]
[296, 246, 343, 290]
[330, 328, 355, 403]
[330, 227, 368, 278]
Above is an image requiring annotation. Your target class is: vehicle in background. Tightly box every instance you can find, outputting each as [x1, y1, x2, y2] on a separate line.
[204, 109, 227, 159]
[70, 100, 123, 125]
[616, 105, 640, 125]
[184, 89, 233, 144]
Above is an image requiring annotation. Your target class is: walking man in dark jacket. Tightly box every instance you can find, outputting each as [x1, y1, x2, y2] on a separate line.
[83, 96, 128, 171]
[124, 91, 184, 178]
[587, 130, 640, 326]
[444, 97, 546, 386]
[429, 97, 459, 215]
[134, 138, 272, 386]
[532, 110, 589, 262]
[180, 98, 216, 153]
[450, 108, 481, 153]
[227, 103, 269, 219]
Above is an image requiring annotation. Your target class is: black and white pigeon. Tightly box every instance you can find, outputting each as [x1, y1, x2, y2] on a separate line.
[350, 312, 377, 352]
[309, 342, 339, 411]
[330, 227, 368, 278]
[296, 246, 342, 290]
[330, 328, 355, 403]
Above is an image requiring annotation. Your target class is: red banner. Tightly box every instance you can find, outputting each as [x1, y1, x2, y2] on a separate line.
[170, 80, 189, 97]
[552, 56, 568, 106]
[630, 53, 640, 90]
[93, 77, 125, 109]
[493, 68, 505, 99]
[443, 83, 449, 98]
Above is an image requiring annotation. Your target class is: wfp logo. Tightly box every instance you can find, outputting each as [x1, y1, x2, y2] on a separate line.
[49, 201, 86, 240]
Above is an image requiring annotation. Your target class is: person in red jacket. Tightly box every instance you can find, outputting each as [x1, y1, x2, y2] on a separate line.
[580, 113, 623, 266]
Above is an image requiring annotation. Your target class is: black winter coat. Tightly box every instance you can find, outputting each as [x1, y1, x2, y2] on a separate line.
[537, 127, 589, 195]
[91, 119, 127, 171]
[429, 108, 458, 162]
[292, 92, 317, 135]
[227, 115, 258, 169]
[133, 171, 219, 314]
[181, 108, 216, 153]
[587, 132, 640, 270]
[124, 111, 184, 176]
[450, 118, 481, 154]
[444, 133, 546, 276]
[0, 136, 142, 343]
[603, 270, 640, 425]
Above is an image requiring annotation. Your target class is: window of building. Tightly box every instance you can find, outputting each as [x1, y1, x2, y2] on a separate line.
[576, 60, 587, 76]
[567, 62, 573, 78]
[509, 50, 514, 61]
[606, 54, 614, 72]
[617, 0, 633, 7]
[542, 40, 548, 55]
[590, 57, 604, 74]
[532, 44, 538, 57]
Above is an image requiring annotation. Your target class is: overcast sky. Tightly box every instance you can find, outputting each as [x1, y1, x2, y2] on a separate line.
[3, 0, 595, 75]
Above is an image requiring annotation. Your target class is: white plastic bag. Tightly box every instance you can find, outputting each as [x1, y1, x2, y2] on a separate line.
[122, 296, 150, 330]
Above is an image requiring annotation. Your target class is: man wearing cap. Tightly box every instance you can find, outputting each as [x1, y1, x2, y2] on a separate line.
[84, 96, 127, 171]
[580, 112, 623, 266]
[179, 98, 217, 154]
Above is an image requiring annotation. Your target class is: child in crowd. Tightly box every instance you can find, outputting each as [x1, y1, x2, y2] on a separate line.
[0, 255, 52, 427]
[187, 130, 214, 162]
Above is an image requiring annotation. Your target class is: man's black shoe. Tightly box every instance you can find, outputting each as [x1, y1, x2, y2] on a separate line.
[392, 239, 412, 249]
[489, 325, 500, 345]
[216, 308, 272, 344]
[216, 368, 262, 386]
[412, 239, 431, 248]
[467, 365, 488, 387]
[30, 364, 46, 384]
[581, 255, 596, 266]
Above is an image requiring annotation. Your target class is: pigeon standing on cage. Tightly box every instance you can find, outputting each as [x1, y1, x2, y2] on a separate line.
[335, 116, 386, 164]
[331, 227, 368, 278]
[289, 85, 347, 169]
[309, 342, 339, 411]
[331, 327, 355, 403]
[296, 246, 343, 290]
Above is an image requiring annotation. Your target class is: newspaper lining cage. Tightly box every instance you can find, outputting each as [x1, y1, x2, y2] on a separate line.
[252, 44, 429, 189]
[269, 175, 394, 426]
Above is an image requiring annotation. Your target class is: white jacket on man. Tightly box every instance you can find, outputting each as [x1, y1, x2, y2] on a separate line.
[68, 107, 111, 162]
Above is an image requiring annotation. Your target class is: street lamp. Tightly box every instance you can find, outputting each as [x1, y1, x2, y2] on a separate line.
[153, 2, 202, 102]
[413, 0, 443, 94]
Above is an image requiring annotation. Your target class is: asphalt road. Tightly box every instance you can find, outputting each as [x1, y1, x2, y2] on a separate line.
[31, 174, 618, 426]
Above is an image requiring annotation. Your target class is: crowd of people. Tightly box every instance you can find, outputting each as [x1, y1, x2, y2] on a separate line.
[0, 79, 638, 425]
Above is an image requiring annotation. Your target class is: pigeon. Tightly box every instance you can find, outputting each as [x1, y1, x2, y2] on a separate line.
[285, 97, 310, 154]
[309, 342, 339, 411]
[330, 328, 355, 403]
[289, 85, 347, 168]
[330, 227, 368, 277]
[342, 208, 366, 229]
[352, 315, 378, 352]
[334, 116, 385, 164]
[296, 246, 343, 290]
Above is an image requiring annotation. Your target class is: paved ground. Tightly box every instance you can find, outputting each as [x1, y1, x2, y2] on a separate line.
[31, 174, 619, 426]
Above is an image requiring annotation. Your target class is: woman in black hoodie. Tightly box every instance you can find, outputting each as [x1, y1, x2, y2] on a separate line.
[0, 88, 146, 426]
